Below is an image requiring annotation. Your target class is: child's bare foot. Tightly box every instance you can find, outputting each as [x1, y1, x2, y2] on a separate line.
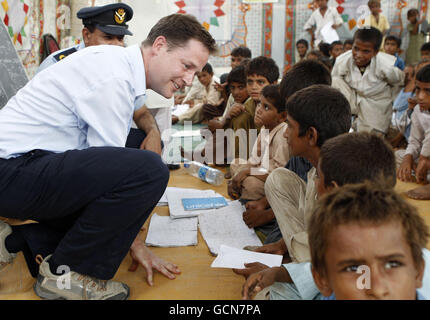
[242, 209, 275, 228]
[406, 184, 430, 200]
[227, 180, 240, 199]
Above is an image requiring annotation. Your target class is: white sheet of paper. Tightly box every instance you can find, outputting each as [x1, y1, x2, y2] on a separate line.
[211, 245, 283, 269]
[145, 213, 198, 247]
[172, 104, 190, 117]
[167, 188, 226, 219]
[198, 200, 262, 256]
[321, 22, 339, 44]
[156, 187, 182, 206]
[171, 130, 202, 138]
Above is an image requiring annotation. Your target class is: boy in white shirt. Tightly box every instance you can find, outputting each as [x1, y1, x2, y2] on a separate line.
[303, 0, 343, 49]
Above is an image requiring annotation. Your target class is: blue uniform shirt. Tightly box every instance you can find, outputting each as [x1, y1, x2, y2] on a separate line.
[0, 44, 146, 159]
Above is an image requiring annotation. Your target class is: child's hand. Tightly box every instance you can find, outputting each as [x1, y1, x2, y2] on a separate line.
[397, 154, 415, 182]
[408, 97, 417, 110]
[243, 209, 274, 228]
[213, 81, 227, 93]
[185, 100, 195, 108]
[227, 180, 240, 200]
[415, 155, 430, 184]
[233, 262, 268, 279]
[245, 197, 269, 211]
[232, 169, 249, 192]
[241, 266, 281, 300]
[208, 119, 224, 132]
[229, 104, 245, 118]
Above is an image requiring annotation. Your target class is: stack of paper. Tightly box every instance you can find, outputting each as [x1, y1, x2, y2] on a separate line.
[145, 213, 198, 247]
[166, 188, 227, 219]
[198, 200, 262, 256]
[156, 187, 182, 207]
[211, 245, 283, 269]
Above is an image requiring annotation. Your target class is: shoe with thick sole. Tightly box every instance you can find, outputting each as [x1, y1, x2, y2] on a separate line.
[33, 255, 130, 300]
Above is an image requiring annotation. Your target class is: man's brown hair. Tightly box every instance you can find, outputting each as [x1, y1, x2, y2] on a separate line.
[309, 182, 429, 275]
[143, 14, 217, 54]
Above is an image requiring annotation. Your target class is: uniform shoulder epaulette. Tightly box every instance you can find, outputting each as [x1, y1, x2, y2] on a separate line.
[53, 47, 78, 62]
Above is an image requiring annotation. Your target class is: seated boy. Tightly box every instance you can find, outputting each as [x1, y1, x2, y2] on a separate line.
[172, 63, 222, 124]
[397, 64, 430, 200]
[332, 27, 404, 135]
[329, 40, 343, 67]
[241, 85, 351, 265]
[343, 39, 353, 52]
[421, 42, 430, 61]
[241, 132, 430, 300]
[295, 39, 309, 63]
[224, 56, 279, 163]
[234, 60, 332, 245]
[384, 35, 405, 71]
[310, 182, 428, 300]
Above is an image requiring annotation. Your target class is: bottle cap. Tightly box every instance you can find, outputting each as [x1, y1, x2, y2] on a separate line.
[183, 163, 190, 168]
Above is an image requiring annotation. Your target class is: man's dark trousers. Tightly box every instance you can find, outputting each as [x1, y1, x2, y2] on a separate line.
[0, 130, 169, 280]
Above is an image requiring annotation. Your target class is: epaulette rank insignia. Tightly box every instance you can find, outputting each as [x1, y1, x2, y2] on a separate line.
[53, 47, 78, 62]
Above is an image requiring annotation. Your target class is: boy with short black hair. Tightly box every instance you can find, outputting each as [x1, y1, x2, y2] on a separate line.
[228, 84, 289, 203]
[343, 39, 353, 52]
[310, 182, 428, 300]
[329, 40, 343, 66]
[332, 27, 404, 135]
[384, 35, 405, 70]
[295, 39, 309, 63]
[421, 42, 430, 61]
[224, 56, 280, 162]
[219, 46, 252, 85]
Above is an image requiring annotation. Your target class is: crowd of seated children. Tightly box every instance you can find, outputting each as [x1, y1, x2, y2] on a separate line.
[332, 27, 404, 135]
[397, 64, 430, 201]
[172, 63, 222, 124]
[240, 132, 430, 300]
[229, 60, 333, 249]
[238, 85, 352, 267]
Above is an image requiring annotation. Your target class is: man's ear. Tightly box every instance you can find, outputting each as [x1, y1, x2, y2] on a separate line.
[152, 35, 168, 53]
[312, 266, 333, 297]
[307, 126, 319, 147]
[82, 28, 91, 46]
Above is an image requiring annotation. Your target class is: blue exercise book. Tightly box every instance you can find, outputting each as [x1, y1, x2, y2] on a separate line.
[182, 197, 228, 211]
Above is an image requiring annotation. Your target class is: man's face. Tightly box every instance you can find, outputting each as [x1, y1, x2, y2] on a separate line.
[331, 44, 344, 59]
[231, 55, 245, 69]
[421, 50, 430, 61]
[82, 27, 125, 47]
[297, 43, 308, 58]
[352, 39, 378, 68]
[230, 81, 249, 104]
[147, 38, 210, 99]
[384, 40, 399, 56]
[314, 221, 423, 300]
[284, 114, 308, 157]
[246, 74, 271, 102]
[415, 80, 430, 112]
[197, 71, 212, 87]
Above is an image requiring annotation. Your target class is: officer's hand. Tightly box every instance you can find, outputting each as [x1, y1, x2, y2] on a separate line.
[129, 237, 181, 286]
[140, 129, 162, 155]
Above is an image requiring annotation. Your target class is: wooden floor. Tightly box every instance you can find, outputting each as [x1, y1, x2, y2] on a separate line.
[1, 165, 430, 300]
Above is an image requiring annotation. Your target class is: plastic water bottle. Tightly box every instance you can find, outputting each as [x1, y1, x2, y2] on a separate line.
[183, 161, 224, 186]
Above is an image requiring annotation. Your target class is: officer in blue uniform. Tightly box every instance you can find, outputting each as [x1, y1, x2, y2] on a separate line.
[38, 3, 133, 73]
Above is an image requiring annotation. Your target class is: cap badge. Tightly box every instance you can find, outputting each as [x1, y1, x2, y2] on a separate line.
[114, 8, 126, 24]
